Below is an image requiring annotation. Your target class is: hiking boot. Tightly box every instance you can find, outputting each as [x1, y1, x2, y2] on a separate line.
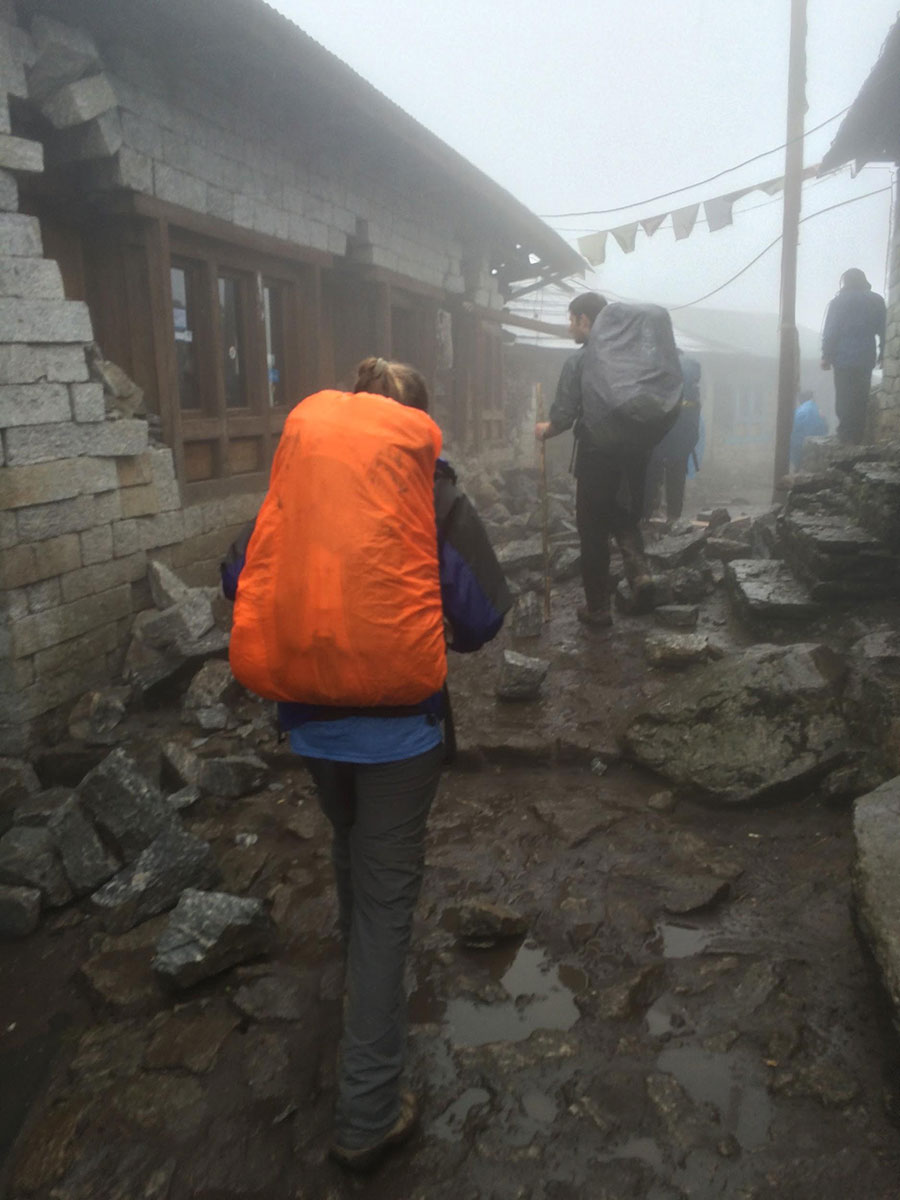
[577, 605, 613, 628]
[329, 1091, 419, 1173]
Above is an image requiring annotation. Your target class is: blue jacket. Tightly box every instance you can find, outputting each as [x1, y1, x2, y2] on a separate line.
[790, 399, 828, 470]
[822, 288, 886, 370]
[221, 460, 512, 728]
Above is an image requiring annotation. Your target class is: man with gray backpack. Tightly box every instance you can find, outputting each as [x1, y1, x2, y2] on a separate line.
[536, 292, 683, 627]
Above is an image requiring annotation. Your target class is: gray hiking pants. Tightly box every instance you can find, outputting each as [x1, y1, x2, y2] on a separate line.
[305, 743, 443, 1148]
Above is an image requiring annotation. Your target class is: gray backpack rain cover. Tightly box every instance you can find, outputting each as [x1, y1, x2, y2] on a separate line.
[580, 302, 683, 440]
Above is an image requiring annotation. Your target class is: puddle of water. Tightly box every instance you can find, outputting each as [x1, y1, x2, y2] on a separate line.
[412, 942, 581, 1046]
[430, 1086, 491, 1141]
[521, 1088, 558, 1123]
[657, 1044, 771, 1149]
[605, 1135, 665, 1171]
[656, 922, 713, 959]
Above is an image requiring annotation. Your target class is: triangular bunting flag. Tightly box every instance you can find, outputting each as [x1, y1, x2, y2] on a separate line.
[671, 204, 700, 240]
[578, 230, 607, 266]
[640, 214, 666, 237]
[611, 222, 639, 253]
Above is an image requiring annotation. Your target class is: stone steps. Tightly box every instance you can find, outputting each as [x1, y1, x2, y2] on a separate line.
[725, 559, 821, 628]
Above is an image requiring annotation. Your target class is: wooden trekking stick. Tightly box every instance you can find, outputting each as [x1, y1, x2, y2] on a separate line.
[535, 382, 552, 621]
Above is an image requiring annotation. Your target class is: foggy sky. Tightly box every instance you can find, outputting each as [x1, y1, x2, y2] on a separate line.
[272, 0, 898, 335]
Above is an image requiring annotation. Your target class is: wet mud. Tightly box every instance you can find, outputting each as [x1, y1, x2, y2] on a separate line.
[1, 582, 899, 1199]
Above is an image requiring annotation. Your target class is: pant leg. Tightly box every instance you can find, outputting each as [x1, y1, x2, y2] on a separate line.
[612, 448, 651, 580]
[336, 743, 443, 1148]
[576, 463, 619, 609]
[305, 757, 356, 944]
[644, 449, 664, 519]
[664, 454, 690, 521]
[834, 367, 872, 443]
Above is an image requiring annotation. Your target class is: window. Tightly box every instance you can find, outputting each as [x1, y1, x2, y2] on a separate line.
[166, 234, 314, 493]
[171, 260, 204, 410]
[263, 280, 288, 407]
[218, 273, 248, 408]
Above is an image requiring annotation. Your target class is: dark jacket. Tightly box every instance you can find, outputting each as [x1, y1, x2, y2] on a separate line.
[221, 459, 511, 727]
[822, 287, 886, 370]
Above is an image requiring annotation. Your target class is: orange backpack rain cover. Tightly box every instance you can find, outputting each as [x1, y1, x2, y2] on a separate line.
[229, 390, 447, 707]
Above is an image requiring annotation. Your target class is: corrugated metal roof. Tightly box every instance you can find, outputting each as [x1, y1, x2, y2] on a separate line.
[821, 18, 900, 172]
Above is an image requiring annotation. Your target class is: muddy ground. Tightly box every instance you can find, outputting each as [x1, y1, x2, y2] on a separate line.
[2, 579, 900, 1200]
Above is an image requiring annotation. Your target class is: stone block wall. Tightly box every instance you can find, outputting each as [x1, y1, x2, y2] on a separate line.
[874, 208, 900, 440]
[0, 5, 510, 752]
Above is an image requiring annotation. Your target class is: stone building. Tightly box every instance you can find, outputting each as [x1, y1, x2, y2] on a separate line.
[821, 15, 900, 439]
[0, 0, 582, 752]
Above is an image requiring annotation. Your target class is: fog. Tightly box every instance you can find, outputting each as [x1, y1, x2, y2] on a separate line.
[273, 0, 898, 335]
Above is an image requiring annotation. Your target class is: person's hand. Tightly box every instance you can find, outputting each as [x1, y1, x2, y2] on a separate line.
[820, 359, 831, 372]
[535, 421, 552, 441]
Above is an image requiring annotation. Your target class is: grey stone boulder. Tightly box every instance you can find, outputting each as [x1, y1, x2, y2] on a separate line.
[78, 748, 174, 861]
[852, 777, 900, 1035]
[153, 889, 275, 988]
[0, 885, 41, 937]
[653, 605, 699, 630]
[645, 527, 708, 570]
[644, 633, 711, 669]
[550, 544, 581, 582]
[0, 826, 72, 907]
[67, 687, 130, 745]
[182, 661, 238, 732]
[198, 755, 270, 799]
[496, 650, 549, 701]
[13, 786, 70, 827]
[511, 591, 544, 638]
[137, 593, 215, 650]
[92, 826, 219, 933]
[0, 757, 40, 836]
[148, 560, 193, 610]
[622, 643, 852, 804]
[161, 741, 203, 790]
[48, 795, 119, 895]
[497, 537, 544, 573]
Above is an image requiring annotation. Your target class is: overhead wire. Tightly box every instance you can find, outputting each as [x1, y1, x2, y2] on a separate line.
[668, 184, 893, 311]
[537, 107, 850, 219]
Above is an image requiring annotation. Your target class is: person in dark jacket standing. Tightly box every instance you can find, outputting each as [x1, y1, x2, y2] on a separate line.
[821, 268, 886, 444]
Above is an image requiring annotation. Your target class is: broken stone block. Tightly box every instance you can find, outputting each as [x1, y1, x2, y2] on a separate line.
[706, 537, 752, 562]
[153, 889, 275, 988]
[623, 643, 852, 804]
[13, 786, 69, 827]
[653, 605, 699, 630]
[645, 527, 708, 570]
[167, 785, 200, 812]
[726, 559, 820, 626]
[0, 825, 72, 907]
[67, 686, 130, 745]
[48, 795, 119, 895]
[644, 633, 710, 669]
[511, 591, 544, 638]
[0, 884, 41, 937]
[137, 592, 215, 650]
[182, 661, 237, 732]
[198, 755, 269, 799]
[0, 756, 40, 835]
[550, 544, 581, 582]
[39, 73, 118, 129]
[496, 536, 544, 573]
[852, 776, 900, 1038]
[161, 741, 203, 790]
[496, 649, 549, 701]
[147, 560, 192, 610]
[92, 826, 219, 933]
[77, 747, 174, 861]
[27, 15, 102, 102]
[455, 900, 527, 948]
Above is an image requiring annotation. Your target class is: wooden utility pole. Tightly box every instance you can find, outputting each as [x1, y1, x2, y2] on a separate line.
[535, 382, 552, 621]
[772, 0, 808, 497]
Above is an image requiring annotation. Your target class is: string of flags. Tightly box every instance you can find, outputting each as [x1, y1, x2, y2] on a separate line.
[576, 165, 820, 266]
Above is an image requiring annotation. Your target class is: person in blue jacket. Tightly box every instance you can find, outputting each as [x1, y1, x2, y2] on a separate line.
[222, 357, 510, 1173]
[789, 390, 828, 471]
[821, 268, 886, 444]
